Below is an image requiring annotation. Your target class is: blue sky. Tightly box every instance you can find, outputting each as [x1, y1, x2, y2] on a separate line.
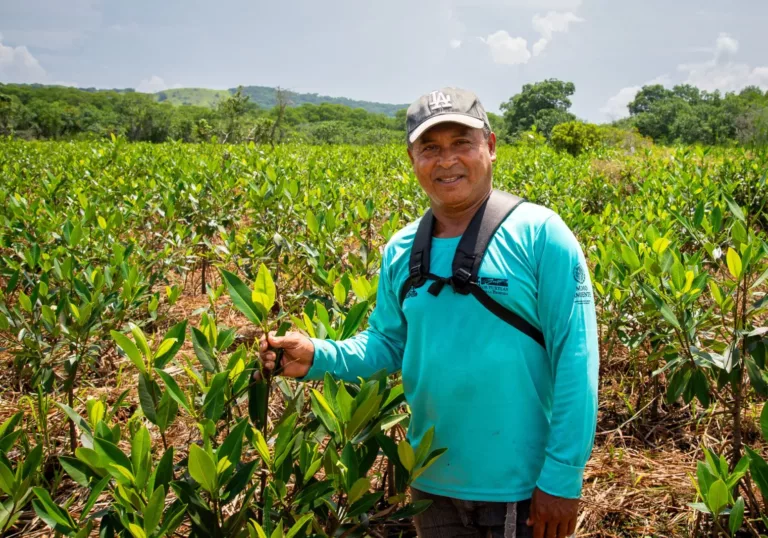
[1, 0, 767, 122]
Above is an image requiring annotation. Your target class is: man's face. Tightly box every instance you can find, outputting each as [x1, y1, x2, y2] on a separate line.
[407, 122, 496, 212]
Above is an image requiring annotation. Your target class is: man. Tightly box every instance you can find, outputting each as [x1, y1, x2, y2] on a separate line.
[258, 88, 599, 538]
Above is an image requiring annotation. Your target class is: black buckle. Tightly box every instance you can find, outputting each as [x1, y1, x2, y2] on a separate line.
[452, 267, 472, 294]
[409, 264, 422, 279]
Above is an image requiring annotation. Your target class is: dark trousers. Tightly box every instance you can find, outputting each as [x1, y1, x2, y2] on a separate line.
[411, 488, 533, 538]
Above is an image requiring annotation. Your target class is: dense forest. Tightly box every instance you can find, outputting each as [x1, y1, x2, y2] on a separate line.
[1, 80, 767, 148]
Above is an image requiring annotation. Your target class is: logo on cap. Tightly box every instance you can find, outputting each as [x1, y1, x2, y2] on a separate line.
[428, 90, 452, 111]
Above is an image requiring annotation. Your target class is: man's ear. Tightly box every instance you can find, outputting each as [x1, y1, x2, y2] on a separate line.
[488, 132, 497, 163]
[407, 146, 415, 165]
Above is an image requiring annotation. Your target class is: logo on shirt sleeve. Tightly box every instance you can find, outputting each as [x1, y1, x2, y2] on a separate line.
[573, 263, 592, 304]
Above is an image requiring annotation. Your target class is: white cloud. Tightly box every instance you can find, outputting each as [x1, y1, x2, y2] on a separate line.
[136, 75, 169, 93]
[531, 11, 584, 56]
[600, 75, 671, 122]
[715, 32, 739, 58]
[678, 33, 768, 93]
[483, 31, 531, 65]
[0, 33, 47, 83]
[450, 39, 462, 49]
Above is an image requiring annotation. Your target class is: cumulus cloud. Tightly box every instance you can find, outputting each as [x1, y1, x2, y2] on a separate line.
[482, 31, 532, 65]
[0, 32, 47, 83]
[531, 11, 584, 55]
[450, 39, 462, 49]
[136, 75, 169, 93]
[678, 33, 768, 92]
[600, 76, 671, 121]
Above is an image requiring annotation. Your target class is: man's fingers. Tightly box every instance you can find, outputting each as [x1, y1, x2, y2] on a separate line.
[566, 517, 576, 537]
[533, 519, 545, 538]
[545, 521, 559, 538]
[259, 337, 268, 352]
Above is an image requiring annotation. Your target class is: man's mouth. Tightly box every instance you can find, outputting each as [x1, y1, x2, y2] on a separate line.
[435, 175, 465, 184]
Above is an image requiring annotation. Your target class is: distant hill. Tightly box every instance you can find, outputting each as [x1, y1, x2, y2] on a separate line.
[154, 86, 408, 117]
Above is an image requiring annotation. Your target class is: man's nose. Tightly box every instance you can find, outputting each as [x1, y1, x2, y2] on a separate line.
[436, 149, 459, 167]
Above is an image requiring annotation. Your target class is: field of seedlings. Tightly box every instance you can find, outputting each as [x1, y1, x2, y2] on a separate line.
[1, 137, 767, 537]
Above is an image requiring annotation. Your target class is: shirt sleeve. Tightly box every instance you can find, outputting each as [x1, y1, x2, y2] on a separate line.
[299, 245, 407, 383]
[533, 213, 599, 499]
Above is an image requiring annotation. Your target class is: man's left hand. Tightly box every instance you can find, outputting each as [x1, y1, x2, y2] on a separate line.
[526, 487, 579, 538]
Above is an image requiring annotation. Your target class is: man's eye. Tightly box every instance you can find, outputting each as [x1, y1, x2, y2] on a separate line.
[423, 145, 438, 152]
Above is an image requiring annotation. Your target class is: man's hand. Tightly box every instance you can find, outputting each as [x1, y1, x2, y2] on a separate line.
[526, 487, 579, 538]
[254, 331, 314, 380]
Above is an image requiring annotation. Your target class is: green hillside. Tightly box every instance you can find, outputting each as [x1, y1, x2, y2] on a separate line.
[154, 85, 407, 117]
[155, 88, 230, 107]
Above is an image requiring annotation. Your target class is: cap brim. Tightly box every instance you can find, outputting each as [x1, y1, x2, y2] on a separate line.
[408, 113, 485, 143]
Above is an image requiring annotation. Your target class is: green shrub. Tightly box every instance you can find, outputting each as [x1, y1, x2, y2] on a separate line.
[550, 121, 601, 156]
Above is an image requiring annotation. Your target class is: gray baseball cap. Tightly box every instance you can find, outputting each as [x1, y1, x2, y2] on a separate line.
[406, 87, 491, 144]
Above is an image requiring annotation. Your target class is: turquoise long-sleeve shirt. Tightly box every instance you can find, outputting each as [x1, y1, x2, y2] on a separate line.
[301, 199, 599, 502]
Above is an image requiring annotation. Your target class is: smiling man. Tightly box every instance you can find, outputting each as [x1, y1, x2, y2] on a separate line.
[258, 88, 599, 538]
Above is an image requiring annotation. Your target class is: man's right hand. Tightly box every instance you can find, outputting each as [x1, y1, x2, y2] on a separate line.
[255, 331, 315, 380]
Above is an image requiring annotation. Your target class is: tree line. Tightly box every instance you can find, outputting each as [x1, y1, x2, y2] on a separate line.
[1, 80, 767, 148]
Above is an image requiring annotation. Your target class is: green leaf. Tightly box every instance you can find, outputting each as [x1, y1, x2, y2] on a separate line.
[620, 244, 641, 271]
[111, 331, 146, 374]
[761, 403, 768, 443]
[253, 263, 276, 313]
[154, 320, 187, 367]
[191, 327, 217, 373]
[151, 447, 175, 493]
[144, 486, 165, 535]
[94, 438, 133, 477]
[0, 462, 15, 496]
[707, 479, 728, 516]
[129, 322, 151, 359]
[333, 281, 347, 305]
[732, 220, 748, 244]
[153, 338, 178, 362]
[220, 268, 266, 324]
[746, 447, 768, 501]
[79, 476, 109, 524]
[336, 383, 354, 423]
[729, 496, 745, 535]
[346, 393, 382, 439]
[724, 193, 746, 223]
[32, 487, 76, 532]
[203, 371, 228, 421]
[58, 456, 96, 488]
[306, 210, 319, 235]
[397, 440, 416, 472]
[285, 514, 314, 538]
[310, 389, 339, 435]
[155, 390, 178, 433]
[347, 477, 370, 504]
[253, 429, 271, 467]
[188, 444, 217, 495]
[340, 301, 369, 340]
[659, 303, 681, 330]
[222, 459, 257, 504]
[727, 247, 743, 280]
[154, 368, 192, 414]
[670, 262, 685, 291]
[138, 373, 159, 425]
[128, 523, 147, 538]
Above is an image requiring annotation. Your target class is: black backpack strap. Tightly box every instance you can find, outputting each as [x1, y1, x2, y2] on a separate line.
[399, 210, 436, 304]
[452, 190, 546, 349]
[451, 190, 524, 294]
[467, 285, 547, 348]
